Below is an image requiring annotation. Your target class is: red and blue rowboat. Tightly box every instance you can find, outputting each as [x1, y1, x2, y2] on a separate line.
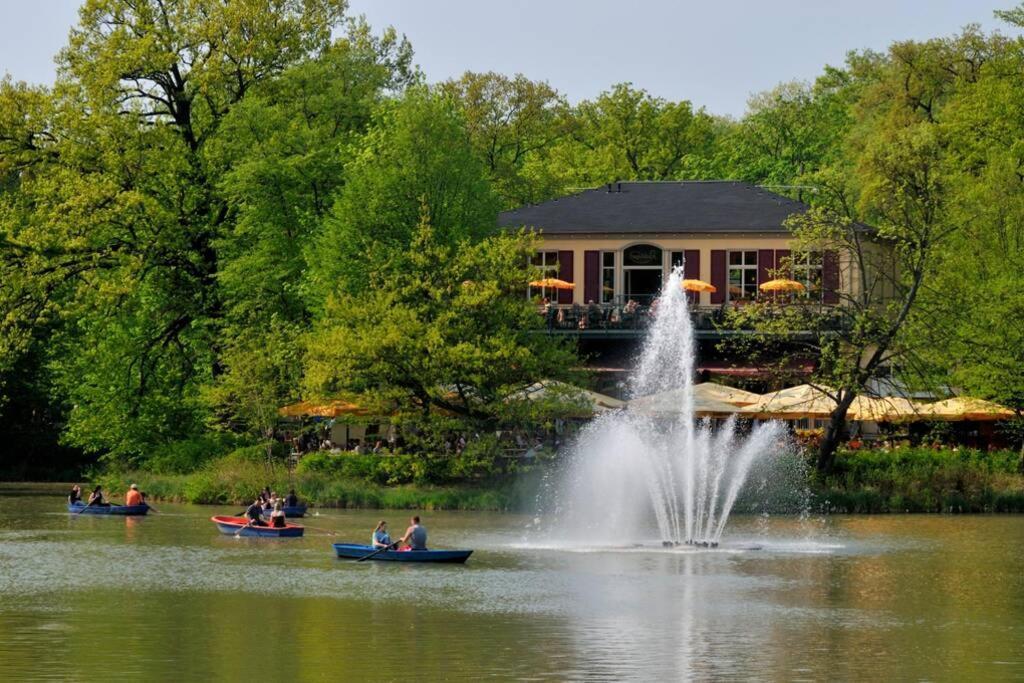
[260, 505, 307, 519]
[68, 502, 149, 516]
[211, 516, 304, 538]
[333, 543, 472, 564]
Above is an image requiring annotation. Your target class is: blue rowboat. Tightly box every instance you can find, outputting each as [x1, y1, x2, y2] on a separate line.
[259, 505, 307, 518]
[68, 502, 149, 516]
[211, 516, 304, 538]
[333, 543, 473, 564]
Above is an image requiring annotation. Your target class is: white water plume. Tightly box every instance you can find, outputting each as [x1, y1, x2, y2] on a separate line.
[551, 268, 787, 545]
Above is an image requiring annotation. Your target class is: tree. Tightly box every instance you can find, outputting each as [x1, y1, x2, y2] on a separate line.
[720, 76, 853, 200]
[442, 72, 571, 208]
[554, 83, 722, 185]
[306, 88, 501, 299]
[0, 1, 397, 462]
[303, 210, 578, 428]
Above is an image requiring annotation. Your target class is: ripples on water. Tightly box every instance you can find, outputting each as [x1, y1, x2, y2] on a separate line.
[1, 494, 1022, 681]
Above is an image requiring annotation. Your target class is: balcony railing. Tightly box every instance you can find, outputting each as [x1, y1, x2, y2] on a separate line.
[535, 299, 842, 335]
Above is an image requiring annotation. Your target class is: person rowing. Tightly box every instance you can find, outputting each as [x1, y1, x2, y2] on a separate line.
[87, 485, 110, 508]
[285, 489, 299, 508]
[372, 520, 392, 549]
[398, 515, 427, 551]
[125, 483, 143, 507]
[242, 497, 266, 527]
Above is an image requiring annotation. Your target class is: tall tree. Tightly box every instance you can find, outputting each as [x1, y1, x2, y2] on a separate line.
[306, 88, 500, 299]
[304, 210, 578, 423]
[554, 83, 722, 185]
[0, 0, 362, 461]
[442, 72, 570, 208]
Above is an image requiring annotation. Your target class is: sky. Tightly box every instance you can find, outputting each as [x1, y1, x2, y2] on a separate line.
[0, 0, 1009, 118]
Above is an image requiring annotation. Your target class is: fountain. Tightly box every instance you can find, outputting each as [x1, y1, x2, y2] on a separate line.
[548, 268, 788, 547]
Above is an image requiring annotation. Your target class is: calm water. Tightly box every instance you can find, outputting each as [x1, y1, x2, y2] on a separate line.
[1, 488, 1022, 681]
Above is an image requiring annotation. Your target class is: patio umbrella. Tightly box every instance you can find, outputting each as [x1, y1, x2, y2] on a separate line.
[915, 397, 1015, 421]
[529, 277, 575, 290]
[692, 382, 762, 407]
[759, 278, 806, 293]
[680, 279, 717, 293]
[278, 400, 371, 418]
[849, 396, 923, 422]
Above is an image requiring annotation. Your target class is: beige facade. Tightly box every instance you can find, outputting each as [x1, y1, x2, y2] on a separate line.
[534, 232, 839, 306]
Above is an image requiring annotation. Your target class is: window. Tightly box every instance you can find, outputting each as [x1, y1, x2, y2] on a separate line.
[727, 250, 758, 301]
[601, 251, 615, 304]
[529, 251, 559, 300]
[623, 244, 663, 304]
[793, 251, 823, 300]
[671, 251, 684, 270]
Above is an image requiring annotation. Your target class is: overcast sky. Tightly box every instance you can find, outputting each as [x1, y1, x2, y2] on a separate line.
[0, 0, 1009, 117]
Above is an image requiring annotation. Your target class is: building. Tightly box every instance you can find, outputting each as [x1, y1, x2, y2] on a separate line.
[499, 180, 850, 386]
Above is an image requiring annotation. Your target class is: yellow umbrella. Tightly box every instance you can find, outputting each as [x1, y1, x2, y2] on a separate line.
[916, 397, 1014, 422]
[692, 382, 762, 407]
[278, 400, 371, 418]
[849, 396, 923, 422]
[759, 278, 806, 293]
[529, 278, 575, 290]
[680, 279, 717, 293]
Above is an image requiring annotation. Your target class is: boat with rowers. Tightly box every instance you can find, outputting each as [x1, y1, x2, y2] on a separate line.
[211, 515, 304, 537]
[333, 543, 472, 563]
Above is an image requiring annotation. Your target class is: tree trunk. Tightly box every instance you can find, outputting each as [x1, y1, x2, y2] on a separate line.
[816, 390, 858, 474]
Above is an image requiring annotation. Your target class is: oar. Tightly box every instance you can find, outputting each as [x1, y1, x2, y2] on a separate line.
[295, 521, 337, 536]
[235, 519, 256, 538]
[356, 542, 398, 563]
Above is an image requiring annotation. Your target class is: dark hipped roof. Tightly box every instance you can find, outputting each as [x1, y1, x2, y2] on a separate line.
[498, 181, 809, 234]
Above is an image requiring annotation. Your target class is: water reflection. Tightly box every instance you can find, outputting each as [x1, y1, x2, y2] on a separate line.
[0, 495, 1021, 680]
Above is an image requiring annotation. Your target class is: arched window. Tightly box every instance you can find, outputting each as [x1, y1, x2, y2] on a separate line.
[622, 244, 663, 304]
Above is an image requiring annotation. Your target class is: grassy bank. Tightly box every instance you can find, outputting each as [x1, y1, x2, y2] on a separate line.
[816, 447, 1024, 513]
[91, 446, 1024, 514]
[95, 453, 541, 512]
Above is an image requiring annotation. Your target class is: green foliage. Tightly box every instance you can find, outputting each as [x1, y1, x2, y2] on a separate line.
[306, 88, 501, 299]
[817, 447, 1024, 513]
[303, 211, 579, 424]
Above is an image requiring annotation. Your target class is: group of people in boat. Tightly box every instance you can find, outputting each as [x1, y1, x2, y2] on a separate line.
[240, 486, 301, 528]
[372, 516, 427, 551]
[68, 483, 153, 509]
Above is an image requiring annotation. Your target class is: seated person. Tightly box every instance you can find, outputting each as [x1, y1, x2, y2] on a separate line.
[372, 520, 392, 549]
[125, 483, 143, 507]
[242, 497, 266, 526]
[285, 489, 299, 508]
[87, 485, 110, 507]
[398, 516, 427, 551]
[268, 501, 286, 529]
[68, 485, 82, 505]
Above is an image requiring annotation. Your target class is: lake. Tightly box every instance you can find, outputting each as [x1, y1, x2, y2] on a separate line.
[1, 487, 1022, 681]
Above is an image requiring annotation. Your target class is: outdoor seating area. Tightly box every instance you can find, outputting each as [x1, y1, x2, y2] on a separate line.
[627, 382, 1018, 449]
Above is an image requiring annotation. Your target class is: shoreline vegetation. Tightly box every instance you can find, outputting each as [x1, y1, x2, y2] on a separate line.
[70, 446, 1024, 514]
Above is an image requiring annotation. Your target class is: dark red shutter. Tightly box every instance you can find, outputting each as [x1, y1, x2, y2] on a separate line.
[557, 250, 574, 304]
[757, 249, 775, 290]
[684, 249, 700, 304]
[710, 250, 726, 304]
[822, 250, 839, 304]
[583, 250, 600, 304]
[774, 249, 791, 278]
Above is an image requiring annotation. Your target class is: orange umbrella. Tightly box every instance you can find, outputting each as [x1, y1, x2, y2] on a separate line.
[529, 278, 575, 290]
[759, 278, 806, 293]
[278, 400, 371, 418]
[680, 279, 717, 293]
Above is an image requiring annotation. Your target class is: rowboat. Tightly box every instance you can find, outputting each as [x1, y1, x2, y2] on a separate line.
[259, 505, 307, 518]
[332, 543, 473, 564]
[68, 502, 149, 516]
[211, 516, 304, 537]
